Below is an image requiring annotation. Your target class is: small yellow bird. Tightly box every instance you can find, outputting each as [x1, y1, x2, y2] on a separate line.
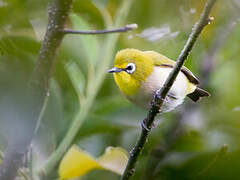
[108, 48, 210, 112]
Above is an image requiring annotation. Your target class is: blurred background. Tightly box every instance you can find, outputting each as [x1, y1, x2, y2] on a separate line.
[0, 0, 240, 179]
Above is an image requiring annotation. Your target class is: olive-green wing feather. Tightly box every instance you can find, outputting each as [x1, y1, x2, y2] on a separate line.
[144, 51, 176, 65]
[144, 51, 199, 85]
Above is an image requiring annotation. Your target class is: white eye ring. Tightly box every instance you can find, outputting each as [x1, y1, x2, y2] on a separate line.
[125, 63, 136, 74]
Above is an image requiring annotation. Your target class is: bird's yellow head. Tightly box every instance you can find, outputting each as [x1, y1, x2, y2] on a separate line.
[108, 49, 154, 96]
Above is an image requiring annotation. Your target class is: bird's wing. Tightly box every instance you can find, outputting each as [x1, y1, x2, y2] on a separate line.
[144, 51, 176, 65]
[144, 51, 199, 85]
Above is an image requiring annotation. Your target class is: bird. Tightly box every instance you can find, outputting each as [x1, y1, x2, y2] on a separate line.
[108, 48, 210, 112]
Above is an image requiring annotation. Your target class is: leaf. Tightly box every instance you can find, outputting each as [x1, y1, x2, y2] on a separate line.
[64, 61, 86, 99]
[93, 95, 130, 115]
[97, 146, 129, 175]
[59, 145, 101, 180]
[69, 13, 99, 65]
[75, 114, 134, 140]
[59, 145, 129, 179]
[154, 149, 239, 180]
[91, 0, 110, 9]
[0, 35, 40, 58]
[72, 0, 104, 27]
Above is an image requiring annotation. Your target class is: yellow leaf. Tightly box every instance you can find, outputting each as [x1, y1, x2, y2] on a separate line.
[59, 145, 101, 180]
[58, 146, 129, 179]
[97, 147, 129, 175]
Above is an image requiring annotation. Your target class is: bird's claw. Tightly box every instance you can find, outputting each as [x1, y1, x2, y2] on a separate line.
[141, 118, 150, 131]
[152, 89, 166, 113]
[141, 118, 158, 131]
[155, 89, 165, 101]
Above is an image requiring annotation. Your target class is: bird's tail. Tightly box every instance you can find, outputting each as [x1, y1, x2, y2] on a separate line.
[187, 87, 210, 102]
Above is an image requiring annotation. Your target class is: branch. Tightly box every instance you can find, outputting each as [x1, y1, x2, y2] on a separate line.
[63, 23, 138, 35]
[121, 0, 217, 179]
[197, 144, 228, 177]
[0, 0, 72, 179]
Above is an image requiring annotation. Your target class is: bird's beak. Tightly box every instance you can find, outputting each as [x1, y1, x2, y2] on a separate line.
[108, 67, 122, 73]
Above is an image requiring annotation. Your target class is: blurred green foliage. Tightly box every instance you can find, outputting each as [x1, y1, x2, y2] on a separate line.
[0, 0, 240, 179]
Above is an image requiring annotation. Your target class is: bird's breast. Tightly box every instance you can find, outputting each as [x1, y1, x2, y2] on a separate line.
[127, 66, 191, 111]
[114, 71, 141, 96]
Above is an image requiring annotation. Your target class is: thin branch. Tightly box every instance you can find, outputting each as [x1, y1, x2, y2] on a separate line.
[197, 144, 228, 177]
[121, 0, 217, 179]
[63, 23, 138, 35]
[0, 0, 72, 179]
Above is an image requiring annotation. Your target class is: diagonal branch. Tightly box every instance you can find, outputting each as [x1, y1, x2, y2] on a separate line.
[121, 0, 217, 179]
[63, 24, 138, 35]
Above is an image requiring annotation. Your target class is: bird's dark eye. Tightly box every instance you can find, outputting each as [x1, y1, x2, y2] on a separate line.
[125, 63, 136, 74]
[126, 65, 133, 70]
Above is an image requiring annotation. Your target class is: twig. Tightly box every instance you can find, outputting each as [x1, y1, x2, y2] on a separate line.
[63, 24, 138, 35]
[121, 0, 217, 179]
[197, 144, 228, 177]
[0, 0, 72, 179]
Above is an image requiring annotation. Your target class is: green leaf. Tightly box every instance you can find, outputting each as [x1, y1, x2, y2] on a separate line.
[91, 0, 110, 9]
[64, 61, 86, 99]
[75, 114, 133, 140]
[154, 149, 240, 180]
[69, 13, 99, 65]
[93, 95, 130, 115]
[0, 35, 39, 58]
[72, 0, 104, 28]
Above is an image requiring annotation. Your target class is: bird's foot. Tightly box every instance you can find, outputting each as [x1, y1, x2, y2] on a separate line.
[141, 118, 150, 131]
[152, 89, 165, 113]
[155, 89, 165, 102]
[141, 118, 158, 131]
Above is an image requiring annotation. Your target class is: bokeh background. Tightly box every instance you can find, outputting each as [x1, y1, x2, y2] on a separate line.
[0, 0, 240, 179]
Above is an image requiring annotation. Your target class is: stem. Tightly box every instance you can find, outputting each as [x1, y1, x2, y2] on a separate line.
[63, 24, 137, 35]
[37, 0, 135, 177]
[0, 0, 72, 179]
[121, 0, 217, 179]
[197, 144, 228, 177]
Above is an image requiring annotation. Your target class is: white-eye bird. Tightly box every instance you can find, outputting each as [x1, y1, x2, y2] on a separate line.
[108, 48, 210, 112]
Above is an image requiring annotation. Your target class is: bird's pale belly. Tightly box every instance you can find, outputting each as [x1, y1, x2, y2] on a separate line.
[126, 67, 190, 112]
